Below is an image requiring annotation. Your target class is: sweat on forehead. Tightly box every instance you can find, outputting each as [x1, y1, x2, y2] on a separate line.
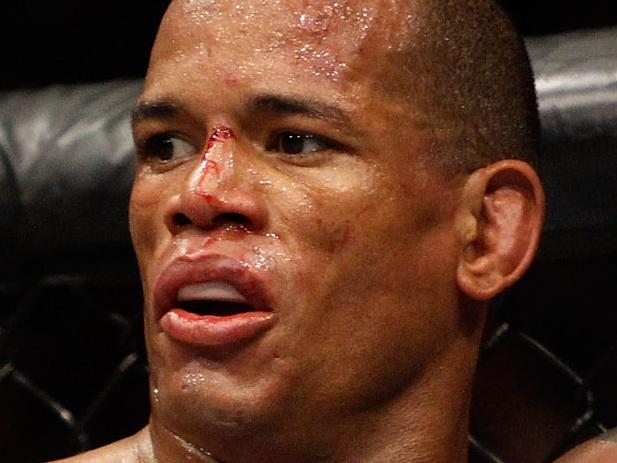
[157, 0, 415, 78]
[152, 0, 538, 172]
[174, 0, 407, 32]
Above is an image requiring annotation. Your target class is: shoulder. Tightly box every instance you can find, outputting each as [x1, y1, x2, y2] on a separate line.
[555, 429, 617, 463]
[49, 427, 152, 463]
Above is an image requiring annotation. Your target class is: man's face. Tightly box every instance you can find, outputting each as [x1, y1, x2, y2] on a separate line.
[130, 0, 468, 449]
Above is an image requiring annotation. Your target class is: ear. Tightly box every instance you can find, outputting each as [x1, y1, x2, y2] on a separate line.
[456, 160, 545, 301]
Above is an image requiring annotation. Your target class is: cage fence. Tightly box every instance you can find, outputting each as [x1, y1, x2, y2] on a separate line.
[0, 252, 615, 463]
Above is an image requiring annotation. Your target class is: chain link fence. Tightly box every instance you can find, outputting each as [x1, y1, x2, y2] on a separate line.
[1, 248, 615, 462]
[0, 249, 149, 462]
[1, 21, 615, 463]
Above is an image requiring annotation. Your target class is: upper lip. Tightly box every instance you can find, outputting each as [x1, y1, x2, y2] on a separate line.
[152, 253, 272, 320]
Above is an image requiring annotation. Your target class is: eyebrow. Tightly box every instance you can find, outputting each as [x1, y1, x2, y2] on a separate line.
[248, 94, 351, 127]
[131, 95, 352, 129]
[131, 100, 181, 127]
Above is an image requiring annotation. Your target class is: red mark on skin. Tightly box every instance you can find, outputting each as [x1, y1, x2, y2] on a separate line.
[196, 192, 225, 207]
[224, 75, 240, 87]
[199, 228, 251, 248]
[399, 182, 418, 198]
[334, 226, 352, 247]
[223, 227, 252, 241]
[204, 125, 235, 153]
[200, 159, 220, 175]
[194, 125, 235, 205]
[194, 159, 221, 204]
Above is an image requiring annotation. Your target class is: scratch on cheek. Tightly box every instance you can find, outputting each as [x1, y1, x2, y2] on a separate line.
[399, 182, 419, 198]
[334, 226, 352, 247]
[224, 74, 240, 87]
[321, 223, 353, 252]
[358, 203, 375, 216]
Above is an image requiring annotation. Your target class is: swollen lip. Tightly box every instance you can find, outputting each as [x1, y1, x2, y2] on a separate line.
[160, 281, 274, 347]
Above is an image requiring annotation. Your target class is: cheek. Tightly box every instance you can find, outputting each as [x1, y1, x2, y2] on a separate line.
[129, 174, 168, 266]
[274, 162, 377, 254]
[296, 196, 358, 253]
[278, 162, 462, 311]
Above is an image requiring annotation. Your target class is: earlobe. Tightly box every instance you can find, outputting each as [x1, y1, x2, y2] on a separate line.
[456, 160, 545, 301]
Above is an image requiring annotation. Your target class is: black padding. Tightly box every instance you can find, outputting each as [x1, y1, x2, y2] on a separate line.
[0, 81, 142, 265]
[0, 28, 615, 266]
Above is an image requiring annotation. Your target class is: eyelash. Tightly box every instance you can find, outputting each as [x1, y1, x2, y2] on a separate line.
[134, 130, 347, 165]
[265, 131, 345, 157]
[135, 132, 197, 163]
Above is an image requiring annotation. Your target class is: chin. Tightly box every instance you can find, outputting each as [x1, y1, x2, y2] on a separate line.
[155, 370, 294, 441]
[148, 333, 300, 436]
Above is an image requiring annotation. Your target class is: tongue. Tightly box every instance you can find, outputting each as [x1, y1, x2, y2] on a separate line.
[177, 281, 247, 303]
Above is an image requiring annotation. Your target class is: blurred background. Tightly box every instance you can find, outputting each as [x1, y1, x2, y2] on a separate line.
[1, 1, 616, 462]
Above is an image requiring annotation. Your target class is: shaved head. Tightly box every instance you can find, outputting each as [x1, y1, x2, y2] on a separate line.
[118, 1, 545, 462]
[151, 0, 538, 173]
[381, 0, 540, 171]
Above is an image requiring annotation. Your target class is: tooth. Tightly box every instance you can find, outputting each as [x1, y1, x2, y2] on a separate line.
[177, 281, 247, 303]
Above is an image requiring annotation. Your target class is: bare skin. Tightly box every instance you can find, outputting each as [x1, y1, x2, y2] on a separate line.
[53, 1, 544, 462]
[554, 429, 617, 463]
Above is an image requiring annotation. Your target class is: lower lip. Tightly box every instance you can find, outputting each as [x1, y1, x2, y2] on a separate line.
[160, 308, 275, 347]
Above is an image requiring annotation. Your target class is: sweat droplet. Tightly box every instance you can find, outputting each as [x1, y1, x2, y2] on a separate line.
[184, 373, 206, 387]
[152, 388, 160, 403]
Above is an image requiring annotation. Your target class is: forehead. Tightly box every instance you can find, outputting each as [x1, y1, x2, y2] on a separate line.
[149, 0, 417, 89]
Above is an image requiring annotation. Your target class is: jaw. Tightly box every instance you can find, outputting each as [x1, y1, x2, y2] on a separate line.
[145, 330, 480, 463]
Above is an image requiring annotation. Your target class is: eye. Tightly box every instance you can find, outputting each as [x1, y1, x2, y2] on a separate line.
[137, 133, 196, 162]
[267, 131, 332, 155]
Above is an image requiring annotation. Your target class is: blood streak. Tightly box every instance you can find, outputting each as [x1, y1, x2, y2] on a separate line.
[195, 125, 235, 205]
[197, 192, 225, 208]
[200, 159, 220, 175]
[204, 125, 235, 153]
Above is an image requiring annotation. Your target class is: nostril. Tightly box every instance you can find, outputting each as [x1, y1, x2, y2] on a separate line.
[173, 213, 192, 227]
[212, 213, 251, 228]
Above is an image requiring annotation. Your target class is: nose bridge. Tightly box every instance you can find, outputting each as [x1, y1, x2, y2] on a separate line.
[188, 124, 238, 198]
[168, 124, 268, 233]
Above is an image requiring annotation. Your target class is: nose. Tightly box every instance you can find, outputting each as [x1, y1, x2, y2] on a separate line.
[164, 126, 267, 234]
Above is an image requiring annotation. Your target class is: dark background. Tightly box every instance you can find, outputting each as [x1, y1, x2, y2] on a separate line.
[1, 0, 616, 90]
[1, 2, 616, 462]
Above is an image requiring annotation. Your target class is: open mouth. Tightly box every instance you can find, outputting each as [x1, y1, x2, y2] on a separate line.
[179, 300, 256, 317]
[159, 275, 275, 347]
[154, 255, 275, 347]
[174, 281, 259, 317]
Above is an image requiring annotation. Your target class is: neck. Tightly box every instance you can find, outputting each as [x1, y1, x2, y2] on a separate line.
[145, 339, 477, 463]
[330, 338, 474, 463]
